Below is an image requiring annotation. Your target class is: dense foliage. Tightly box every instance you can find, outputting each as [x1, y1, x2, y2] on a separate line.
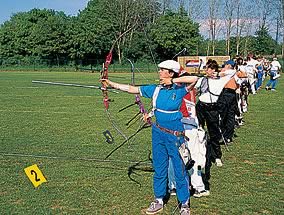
[0, 0, 282, 67]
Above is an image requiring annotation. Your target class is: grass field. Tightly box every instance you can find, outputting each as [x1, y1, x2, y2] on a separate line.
[0, 71, 283, 215]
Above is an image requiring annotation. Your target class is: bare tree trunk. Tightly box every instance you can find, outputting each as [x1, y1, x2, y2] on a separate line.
[236, 1, 240, 56]
[207, 42, 210, 56]
[255, 0, 272, 30]
[236, 1, 255, 57]
[208, 0, 221, 56]
[276, 19, 279, 43]
[117, 39, 121, 64]
[243, 19, 253, 57]
[206, 29, 210, 56]
[187, 0, 205, 19]
[224, 0, 235, 56]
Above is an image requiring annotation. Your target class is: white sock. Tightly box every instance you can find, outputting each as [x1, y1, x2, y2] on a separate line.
[155, 198, 163, 205]
[182, 199, 189, 206]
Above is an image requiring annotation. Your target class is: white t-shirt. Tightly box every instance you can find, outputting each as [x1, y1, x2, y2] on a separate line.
[195, 69, 235, 103]
[238, 65, 247, 73]
[246, 59, 258, 78]
[270, 60, 281, 71]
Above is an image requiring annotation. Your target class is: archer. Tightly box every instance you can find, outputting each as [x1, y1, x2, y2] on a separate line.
[101, 59, 197, 215]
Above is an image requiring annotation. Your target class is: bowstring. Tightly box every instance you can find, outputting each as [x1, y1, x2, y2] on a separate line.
[104, 13, 158, 159]
[105, 109, 129, 144]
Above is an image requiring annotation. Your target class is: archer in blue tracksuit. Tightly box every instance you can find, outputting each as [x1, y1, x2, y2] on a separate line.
[140, 83, 189, 203]
[102, 60, 198, 215]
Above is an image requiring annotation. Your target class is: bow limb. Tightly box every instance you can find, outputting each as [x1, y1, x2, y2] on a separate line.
[101, 57, 129, 145]
[101, 25, 140, 158]
[101, 21, 138, 110]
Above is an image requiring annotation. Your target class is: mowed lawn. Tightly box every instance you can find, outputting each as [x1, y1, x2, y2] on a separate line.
[0, 71, 283, 215]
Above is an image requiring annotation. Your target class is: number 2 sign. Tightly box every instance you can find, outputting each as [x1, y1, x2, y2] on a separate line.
[24, 164, 47, 188]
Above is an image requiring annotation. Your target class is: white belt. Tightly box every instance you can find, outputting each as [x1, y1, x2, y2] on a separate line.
[156, 108, 179, 113]
[148, 108, 179, 118]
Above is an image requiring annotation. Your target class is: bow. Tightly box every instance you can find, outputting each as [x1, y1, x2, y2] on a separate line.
[104, 59, 152, 159]
[100, 27, 138, 145]
[125, 58, 152, 126]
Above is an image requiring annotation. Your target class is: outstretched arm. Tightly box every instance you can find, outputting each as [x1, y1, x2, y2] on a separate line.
[218, 69, 236, 77]
[160, 75, 198, 86]
[101, 79, 140, 94]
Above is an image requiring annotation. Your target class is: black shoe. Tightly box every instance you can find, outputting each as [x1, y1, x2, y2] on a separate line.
[169, 188, 176, 196]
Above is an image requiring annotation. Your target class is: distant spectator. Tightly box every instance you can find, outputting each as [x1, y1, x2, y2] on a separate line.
[265, 57, 282, 91]
[255, 60, 264, 90]
[236, 57, 249, 114]
[246, 55, 258, 94]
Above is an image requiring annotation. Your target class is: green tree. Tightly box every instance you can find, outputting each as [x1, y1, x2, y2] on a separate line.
[72, 0, 160, 64]
[149, 8, 202, 60]
[71, 0, 115, 62]
[32, 11, 69, 62]
[252, 27, 277, 55]
[0, 9, 69, 65]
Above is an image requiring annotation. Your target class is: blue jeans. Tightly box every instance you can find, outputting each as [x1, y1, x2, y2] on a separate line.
[256, 73, 263, 89]
[266, 79, 277, 89]
[266, 71, 278, 89]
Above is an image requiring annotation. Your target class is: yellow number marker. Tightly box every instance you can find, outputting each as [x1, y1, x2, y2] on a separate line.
[24, 164, 47, 188]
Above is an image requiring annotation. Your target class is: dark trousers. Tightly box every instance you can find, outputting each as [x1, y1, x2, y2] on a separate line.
[196, 101, 223, 190]
[196, 101, 222, 159]
[202, 143, 214, 190]
[217, 88, 238, 140]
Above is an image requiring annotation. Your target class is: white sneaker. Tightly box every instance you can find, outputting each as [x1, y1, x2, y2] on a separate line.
[215, 158, 223, 167]
[193, 190, 210, 198]
[180, 204, 190, 215]
[146, 200, 163, 214]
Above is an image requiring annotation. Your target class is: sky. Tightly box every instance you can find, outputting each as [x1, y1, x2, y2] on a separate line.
[0, 0, 90, 24]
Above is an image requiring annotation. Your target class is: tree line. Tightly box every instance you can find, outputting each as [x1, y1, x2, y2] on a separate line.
[0, 0, 283, 68]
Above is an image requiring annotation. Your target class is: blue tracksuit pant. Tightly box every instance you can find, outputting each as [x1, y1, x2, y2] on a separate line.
[152, 125, 190, 204]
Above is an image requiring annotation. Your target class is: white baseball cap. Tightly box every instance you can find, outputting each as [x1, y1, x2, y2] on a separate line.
[158, 60, 181, 73]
